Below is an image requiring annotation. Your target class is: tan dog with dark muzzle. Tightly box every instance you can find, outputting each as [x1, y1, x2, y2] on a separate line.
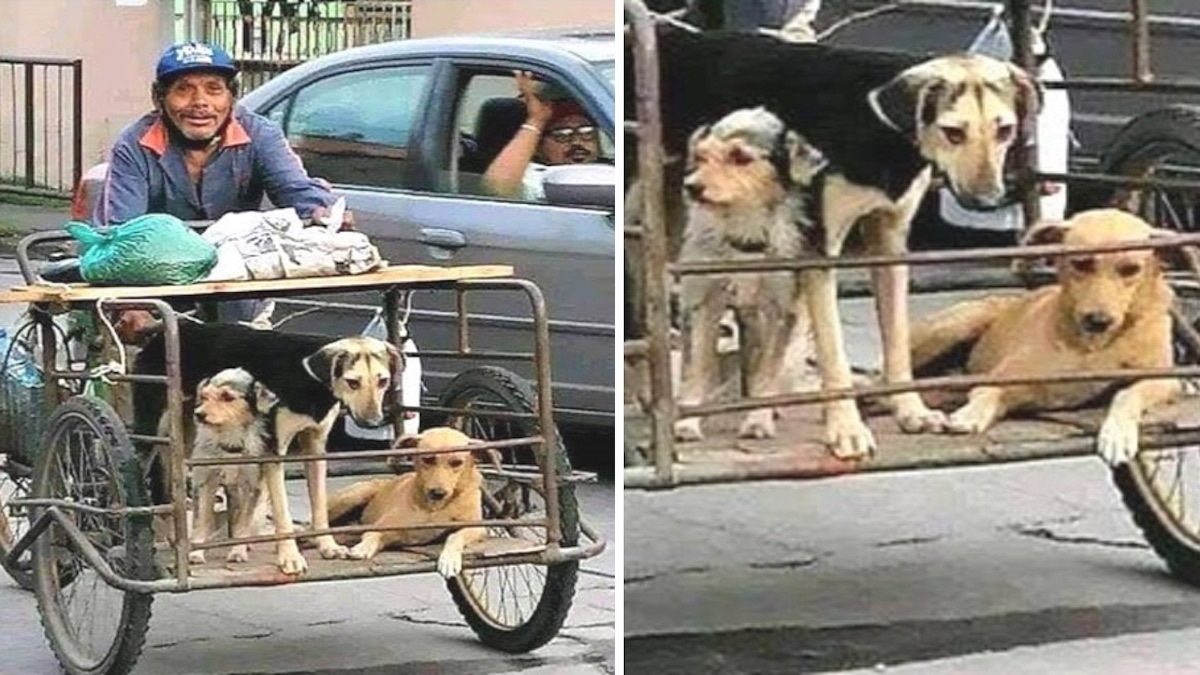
[326, 427, 497, 578]
[910, 209, 1182, 465]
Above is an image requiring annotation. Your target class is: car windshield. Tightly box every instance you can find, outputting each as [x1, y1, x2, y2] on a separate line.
[592, 59, 615, 92]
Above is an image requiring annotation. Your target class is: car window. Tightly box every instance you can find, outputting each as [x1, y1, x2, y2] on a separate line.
[277, 65, 430, 190]
[437, 69, 614, 202]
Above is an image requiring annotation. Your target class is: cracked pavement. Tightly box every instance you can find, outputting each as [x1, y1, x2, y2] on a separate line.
[625, 293, 1200, 673]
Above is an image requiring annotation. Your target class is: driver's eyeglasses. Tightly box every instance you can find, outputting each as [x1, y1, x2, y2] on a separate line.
[545, 125, 598, 144]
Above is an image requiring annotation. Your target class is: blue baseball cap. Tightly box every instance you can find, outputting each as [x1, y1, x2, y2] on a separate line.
[155, 41, 238, 83]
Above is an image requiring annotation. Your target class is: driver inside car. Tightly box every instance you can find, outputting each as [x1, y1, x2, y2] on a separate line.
[482, 70, 601, 201]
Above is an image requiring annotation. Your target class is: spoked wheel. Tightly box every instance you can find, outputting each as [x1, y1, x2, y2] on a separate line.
[1101, 105, 1200, 582]
[436, 366, 579, 653]
[32, 396, 154, 675]
[0, 460, 35, 590]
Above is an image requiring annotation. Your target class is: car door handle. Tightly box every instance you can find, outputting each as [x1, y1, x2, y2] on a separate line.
[418, 228, 467, 249]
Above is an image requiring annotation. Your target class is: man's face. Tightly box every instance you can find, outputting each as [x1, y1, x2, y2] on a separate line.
[538, 113, 600, 165]
[162, 72, 234, 143]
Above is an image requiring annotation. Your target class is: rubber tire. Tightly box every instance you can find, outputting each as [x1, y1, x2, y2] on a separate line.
[437, 366, 580, 653]
[0, 462, 35, 590]
[32, 396, 154, 675]
[1099, 104, 1200, 230]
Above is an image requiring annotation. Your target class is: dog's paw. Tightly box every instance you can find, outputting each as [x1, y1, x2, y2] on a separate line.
[226, 545, 249, 564]
[276, 542, 307, 575]
[347, 541, 375, 561]
[738, 409, 777, 439]
[825, 405, 875, 459]
[188, 550, 206, 565]
[893, 394, 948, 434]
[946, 401, 992, 435]
[437, 549, 464, 579]
[1098, 414, 1140, 467]
[316, 537, 350, 560]
[673, 417, 705, 442]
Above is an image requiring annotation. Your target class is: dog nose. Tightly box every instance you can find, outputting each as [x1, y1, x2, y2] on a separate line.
[428, 488, 447, 501]
[1081, 312, 1114, 334]
[194, 411, 207, 424]
[684, 181, 704, 200]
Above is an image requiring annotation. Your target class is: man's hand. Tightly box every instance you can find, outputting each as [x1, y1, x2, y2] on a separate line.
[310, 204, 356, 232]
[515, 70, 553, 129]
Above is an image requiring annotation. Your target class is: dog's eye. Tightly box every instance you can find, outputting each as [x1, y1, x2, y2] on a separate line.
[941, 126, 967, 145]
[1117, 262, 1141, 278]
[996, 123, 1015, 143]
[345, 378, 361, 390]
[448, 458, 464, 469]
[421, 456, 437, 466]
[1069, 257, 1096, 274]
[377, 376, 389, 390]
[220, 391, 235, 402]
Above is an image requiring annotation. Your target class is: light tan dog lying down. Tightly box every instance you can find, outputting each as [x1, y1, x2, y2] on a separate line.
[910, 208, 1181, 465]
[327, 427, 492, 578]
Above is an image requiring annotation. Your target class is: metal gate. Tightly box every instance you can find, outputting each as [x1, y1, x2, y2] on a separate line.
[199, 0, 412, 91]
[0, 57, 83, 197]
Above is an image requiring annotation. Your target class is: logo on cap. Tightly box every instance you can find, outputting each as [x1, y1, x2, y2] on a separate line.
[174, 43, 216, 65]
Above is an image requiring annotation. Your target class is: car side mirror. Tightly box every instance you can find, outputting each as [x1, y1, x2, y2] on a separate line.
[542, 164, 615, 210]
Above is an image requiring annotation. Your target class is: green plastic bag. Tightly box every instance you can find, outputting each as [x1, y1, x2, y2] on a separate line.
[66, 215, 217, 286]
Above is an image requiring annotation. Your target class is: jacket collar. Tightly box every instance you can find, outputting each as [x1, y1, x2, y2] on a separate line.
[138, 111, 251, 156]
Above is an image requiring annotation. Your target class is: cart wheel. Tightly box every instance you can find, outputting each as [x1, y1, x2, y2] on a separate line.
[435, 366, 579, 653]
[0, 460, 34, 590]
[1101, 105, 1200, 230]
[32, 395, 154, 675]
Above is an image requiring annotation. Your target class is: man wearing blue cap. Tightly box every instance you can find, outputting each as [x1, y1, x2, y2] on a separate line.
[95, 41, 340, 228]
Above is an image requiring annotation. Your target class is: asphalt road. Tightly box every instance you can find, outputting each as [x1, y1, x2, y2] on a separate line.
[625, 294, 1200, 674]
[0, 259, 615, 675]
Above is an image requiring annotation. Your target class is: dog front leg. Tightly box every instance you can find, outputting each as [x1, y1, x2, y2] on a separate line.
[300, 430, 350, 560]
[225, 482, 258, 563]
[437, 526, 487, 579]
[868, 226, 947, 434]
[188, 475, 216, 565]
[262, 460, 307, 575]
[801, 268, 875, 458]
[738, 296, 789, 439]
[946, 385, 1013, 435]
[1099, 378, 1183, 466]
[674, 278, 722, 442]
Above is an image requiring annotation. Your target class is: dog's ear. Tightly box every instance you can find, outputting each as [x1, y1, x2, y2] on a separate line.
[1022, 220, 1068, 247]
[868, 65, 946, 139]
[382, 343, 404, 411]
[251, 380, 279, 416]
[301, 344, 346, 387]
[785, 130, 828, 187]
[1006, 62, 1042, 142]
[1150, 227, 1194, 270]
[387, 433, 421, 473]
[687, 123, 711, 155]
[467, 439, 503, 472]
[195, 376, 211, 399]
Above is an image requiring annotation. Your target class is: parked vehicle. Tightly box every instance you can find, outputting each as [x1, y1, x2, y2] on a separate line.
[76, 30, 617, 439]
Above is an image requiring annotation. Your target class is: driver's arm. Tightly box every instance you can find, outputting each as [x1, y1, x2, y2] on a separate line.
[252, 118, 336, 220]
[94, 142, 151, 227]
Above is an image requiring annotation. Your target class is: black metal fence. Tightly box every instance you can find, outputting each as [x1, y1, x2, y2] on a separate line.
[0, 57, 83, 197]
[203, 0, 412, 91]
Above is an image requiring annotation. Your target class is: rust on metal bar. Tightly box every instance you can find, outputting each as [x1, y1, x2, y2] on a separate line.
[1008, 0, 1039, 228]
[188, 517, 547, 551]
[456, 287, 470, 354]
[187, 436, 543, 467]
[626, 0, 677, 484]
[623, 431, 1200, 490]
[673, 233, 1200, 276]
[683, 364, 1200, 418]
[9, 498, 172, 516]
[160, 303, 190, 588]
[1131, 0, 1153, 83]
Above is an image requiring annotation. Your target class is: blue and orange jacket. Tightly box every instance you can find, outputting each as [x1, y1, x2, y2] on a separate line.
[94, 105, 335, 226]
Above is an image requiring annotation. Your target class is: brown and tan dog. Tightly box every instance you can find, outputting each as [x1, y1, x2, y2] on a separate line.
[910, 208, 1181, 465]
[326, 427, 496, 578]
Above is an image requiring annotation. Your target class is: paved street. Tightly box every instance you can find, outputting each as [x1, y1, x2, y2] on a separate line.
[0, 259, 614, 675]
[625, 293, 1200, 674]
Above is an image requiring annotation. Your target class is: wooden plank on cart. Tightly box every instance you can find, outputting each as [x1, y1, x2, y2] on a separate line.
[627, 397, 1200, 488]
[0, 264, 514, 304]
